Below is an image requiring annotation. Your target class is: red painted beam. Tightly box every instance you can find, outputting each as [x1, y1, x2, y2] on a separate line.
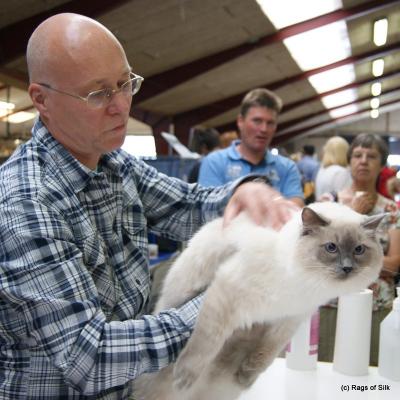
[174, 41, 400, 129]
[0, 0, 131, 65]
[272, 97, 400, 145]
[0, 67, 30, 90]
[214, 121, 237, 134]
[134, 0, 399, 104]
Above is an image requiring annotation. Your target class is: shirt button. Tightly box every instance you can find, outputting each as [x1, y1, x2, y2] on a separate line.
[135, 278, 141, 285]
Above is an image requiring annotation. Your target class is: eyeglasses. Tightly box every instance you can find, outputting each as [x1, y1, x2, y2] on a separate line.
[37, 72, 144, 109]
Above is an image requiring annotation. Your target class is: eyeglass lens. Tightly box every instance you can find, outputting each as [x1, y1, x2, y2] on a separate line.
[87, 76, 142, 108]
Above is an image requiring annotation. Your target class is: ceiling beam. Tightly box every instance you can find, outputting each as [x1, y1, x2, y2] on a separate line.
[272, 98, 400, 145]
[215, 68, 400, 133]
[173, 41, 400, 130]
[281, 69, 400, 114]
[0, 104, 35, 122]
[0, 68, 30, 90]
[0, 0, 131, 66]
[134, 0, 398, 104]
[278, 86, 400, 134]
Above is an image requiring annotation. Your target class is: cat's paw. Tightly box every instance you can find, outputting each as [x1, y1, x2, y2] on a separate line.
[235, 367, 259, 387]
[235, 354, 271, 387]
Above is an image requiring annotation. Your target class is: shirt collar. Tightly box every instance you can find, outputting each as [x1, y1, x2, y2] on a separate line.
[32, 118, 122, 193]
[227, 139, 276, 165]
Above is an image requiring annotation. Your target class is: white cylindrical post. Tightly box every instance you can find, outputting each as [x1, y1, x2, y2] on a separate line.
[333, 289, 373, 376]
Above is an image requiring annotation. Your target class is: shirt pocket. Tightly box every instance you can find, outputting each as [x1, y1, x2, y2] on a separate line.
[121, 205, 148, 253]
[120, 207, 151, 312]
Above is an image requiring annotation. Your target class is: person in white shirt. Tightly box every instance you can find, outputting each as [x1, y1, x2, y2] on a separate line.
[315, 136, 352, 200]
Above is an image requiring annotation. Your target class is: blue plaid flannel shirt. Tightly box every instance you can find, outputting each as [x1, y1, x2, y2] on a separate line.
[0, 119, 235, 399]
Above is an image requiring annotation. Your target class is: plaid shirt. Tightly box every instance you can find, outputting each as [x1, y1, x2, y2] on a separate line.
[0, 119, 234, 399]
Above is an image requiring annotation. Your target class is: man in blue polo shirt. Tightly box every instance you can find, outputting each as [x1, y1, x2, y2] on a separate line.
[199, 88, 304, 207]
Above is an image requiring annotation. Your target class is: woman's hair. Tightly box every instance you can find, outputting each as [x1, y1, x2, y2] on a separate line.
[347, 133, 389, 166]
[321, 136, 349, 168]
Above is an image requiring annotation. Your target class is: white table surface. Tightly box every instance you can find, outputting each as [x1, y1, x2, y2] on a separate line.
[239, 358, 400, 400]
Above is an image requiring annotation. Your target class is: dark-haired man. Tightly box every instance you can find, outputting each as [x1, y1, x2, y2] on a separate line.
[199, 88, 304, 207]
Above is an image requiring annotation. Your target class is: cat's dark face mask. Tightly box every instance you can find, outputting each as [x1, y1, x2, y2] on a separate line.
[299, 207, 385, 280]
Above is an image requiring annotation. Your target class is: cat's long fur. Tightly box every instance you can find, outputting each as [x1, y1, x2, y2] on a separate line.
[134, 202, 383, 400]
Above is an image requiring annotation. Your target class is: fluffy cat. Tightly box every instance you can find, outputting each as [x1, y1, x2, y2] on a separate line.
[133, 202, 384, 400]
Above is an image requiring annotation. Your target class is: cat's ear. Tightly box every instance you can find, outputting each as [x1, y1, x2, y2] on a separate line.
[361, 213, 386, 231]
[301, 207, 330, 235]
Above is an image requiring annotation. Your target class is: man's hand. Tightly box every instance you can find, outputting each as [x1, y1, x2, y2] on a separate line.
[223, 182, 300, 230]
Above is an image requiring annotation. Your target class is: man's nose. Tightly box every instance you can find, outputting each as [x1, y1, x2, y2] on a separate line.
[107, 91, 131, 114]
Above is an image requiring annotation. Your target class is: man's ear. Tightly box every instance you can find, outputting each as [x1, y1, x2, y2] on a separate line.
[28, 83, 48, 116]
[237, 114, 243, 133]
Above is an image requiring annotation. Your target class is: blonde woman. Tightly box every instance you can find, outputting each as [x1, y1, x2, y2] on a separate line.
[315, 136, 352, 200]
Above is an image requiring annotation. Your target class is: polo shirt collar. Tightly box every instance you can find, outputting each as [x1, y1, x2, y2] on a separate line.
[228, 139, 276, 165]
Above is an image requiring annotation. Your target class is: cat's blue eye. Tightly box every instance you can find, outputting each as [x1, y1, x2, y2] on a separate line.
[325, 242, 337, 253]
[354, 245, 365, 255]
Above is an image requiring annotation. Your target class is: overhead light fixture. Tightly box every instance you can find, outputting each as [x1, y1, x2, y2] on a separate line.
[370, 109, 380, 119]
[373, 18, 388, 46]
[283, 21, 351, 70]
[6, 111, 36, 124]
[255, 0, 349, 70]
[0, 101, 15, 110]
[370, 97, 380, 109]
[255, 0, 354, 115]
[329, 104, 358, 119]
[322, 89, 358, 109]
[372, 58, 385, 77]
[255, 0, 341, 29]
[371, 82, 382, 96]
[309, 64, 355, 93]
[0, 101, 16, 118]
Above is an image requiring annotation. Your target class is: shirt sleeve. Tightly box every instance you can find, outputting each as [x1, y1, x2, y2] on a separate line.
[132, 159, 235, 240]
[0, 197, 203, 396]
[198, 153, 226, 187]
[280, 161, 304, 199]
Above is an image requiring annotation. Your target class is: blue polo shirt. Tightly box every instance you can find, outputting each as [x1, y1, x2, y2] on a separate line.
[198, 140, 303, 199]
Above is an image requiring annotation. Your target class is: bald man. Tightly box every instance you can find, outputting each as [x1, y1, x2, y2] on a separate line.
[0, 13, 297, 399]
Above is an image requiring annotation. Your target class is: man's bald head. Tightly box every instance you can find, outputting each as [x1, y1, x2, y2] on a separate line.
[27, 13, 125, 84]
